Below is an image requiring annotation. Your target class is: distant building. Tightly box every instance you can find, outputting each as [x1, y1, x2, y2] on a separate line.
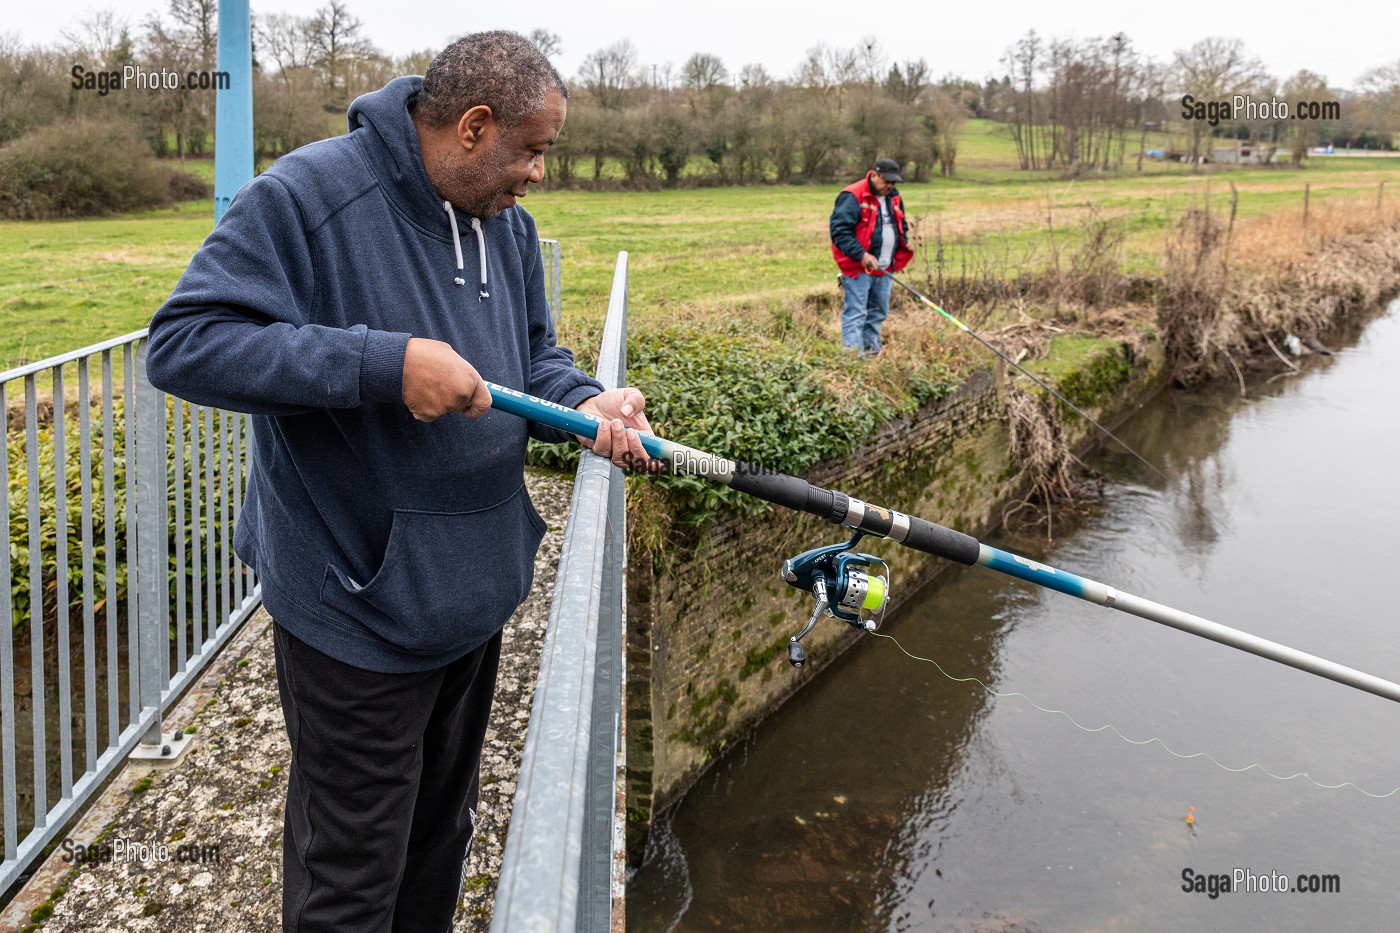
[1211, 145, 1279, 165]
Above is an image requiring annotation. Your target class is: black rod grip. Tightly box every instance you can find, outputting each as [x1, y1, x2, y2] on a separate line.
[727, 464, 980, 564]
[727, 465, 815, 513]
[903, 516, 981, 565]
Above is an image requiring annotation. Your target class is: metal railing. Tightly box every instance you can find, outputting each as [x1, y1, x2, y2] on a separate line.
[0, 333, 259, 893]
[0, 235, 566, 900]
[492, 252, 629, 932]
[541, 237, 563, 322]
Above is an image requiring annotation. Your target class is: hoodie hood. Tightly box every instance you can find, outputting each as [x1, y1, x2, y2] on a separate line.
[346, 76, 446, 228]
[347, 76, 492, 298]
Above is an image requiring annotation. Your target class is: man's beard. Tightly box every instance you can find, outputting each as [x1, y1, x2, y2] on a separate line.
[441, 143, 517, 219]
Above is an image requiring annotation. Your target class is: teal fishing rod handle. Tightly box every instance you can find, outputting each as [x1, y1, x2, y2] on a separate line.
[486, 381, 982, 564]
[485, 382, 667, 459]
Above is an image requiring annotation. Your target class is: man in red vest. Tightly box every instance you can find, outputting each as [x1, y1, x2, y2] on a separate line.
[829, 158, 914, 355]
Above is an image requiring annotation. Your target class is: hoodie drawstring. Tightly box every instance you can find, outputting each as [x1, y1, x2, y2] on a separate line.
[442, 201, 490, 301]
[470, 217, 489, 300]
[443, 201, 466, 287]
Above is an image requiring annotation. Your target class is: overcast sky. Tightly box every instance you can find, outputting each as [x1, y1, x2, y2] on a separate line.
[10, 0, 1399, 90]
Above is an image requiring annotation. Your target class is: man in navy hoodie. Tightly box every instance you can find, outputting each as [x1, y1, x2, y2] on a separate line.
[148, 31, 650, 932]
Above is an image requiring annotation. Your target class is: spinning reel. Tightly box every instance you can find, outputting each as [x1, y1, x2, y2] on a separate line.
[780, 530, 890, 668]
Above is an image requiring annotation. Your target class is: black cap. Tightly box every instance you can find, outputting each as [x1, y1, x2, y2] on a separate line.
[873, 158, 902, 182]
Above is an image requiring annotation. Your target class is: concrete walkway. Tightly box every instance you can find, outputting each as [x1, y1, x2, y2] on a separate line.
[5, 471, 574, 933]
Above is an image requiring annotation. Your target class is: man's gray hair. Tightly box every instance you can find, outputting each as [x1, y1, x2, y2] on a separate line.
[411, 31, 568, 129]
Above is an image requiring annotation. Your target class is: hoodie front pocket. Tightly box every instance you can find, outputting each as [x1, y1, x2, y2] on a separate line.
[320, 484, 546, 655]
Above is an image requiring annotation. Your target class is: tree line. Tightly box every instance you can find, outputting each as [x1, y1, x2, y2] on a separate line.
[994, 31, 1399, 173]
[0, 0, 421, 165]
[3, 0, 1400, 195]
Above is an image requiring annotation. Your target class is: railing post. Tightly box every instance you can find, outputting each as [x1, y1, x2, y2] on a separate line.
[133, 343, 166, 749]
[541, 237, 563, 323]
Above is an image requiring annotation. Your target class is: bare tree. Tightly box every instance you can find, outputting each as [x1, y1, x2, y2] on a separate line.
[681, 52, 727, 94]
[306, 1, 377, 109]
[61, 9, 133, 66]
[256, 13, 316, 78]
[1001, 30, 1042, 169]
[737, 63, 773, 93]
[1173, 37, 1268, 169]
[1358, 58, 1400, 140]
[795, 42, 858, 110]
[1041, 36, 1135, 173]
[397, 48, 436, 76]
[762, 103, 798, 183]
[557, 101, 618, 179]
[1136, 58, 1166, 171]
[253, 65, 330, 164]
[1282, 69, 1334, 165]
[0, 37, 70, 144]
[577, 40, 637, 110]
[791, 95, 848, 180]
[927, 87, 970, 176]
[527, 28, 561, 60]
[140, 17, 200, 156]
[653, 99, 691, 186]
[854, 35, 885, 86]
[166, 0, 218, 65]
[1103, 32, 1136, 170]
[883, 58, 929, 104]
[847, 90, 915, 172]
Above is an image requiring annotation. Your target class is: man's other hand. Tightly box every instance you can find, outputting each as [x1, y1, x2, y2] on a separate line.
[401, 337, 492, 422]
[577, 388, 660, 472]
[861, 252, 880, 273]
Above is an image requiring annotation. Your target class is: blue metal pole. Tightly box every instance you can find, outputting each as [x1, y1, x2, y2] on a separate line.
[214, 0, 253, 223]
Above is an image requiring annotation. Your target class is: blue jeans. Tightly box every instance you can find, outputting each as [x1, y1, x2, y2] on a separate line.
[840, 272, 892, 353]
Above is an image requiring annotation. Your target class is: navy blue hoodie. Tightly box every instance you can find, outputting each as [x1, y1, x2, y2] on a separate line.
[147, 76, 602, 672]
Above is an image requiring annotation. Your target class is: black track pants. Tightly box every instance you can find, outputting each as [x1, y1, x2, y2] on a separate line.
[273, 623, 502, 933]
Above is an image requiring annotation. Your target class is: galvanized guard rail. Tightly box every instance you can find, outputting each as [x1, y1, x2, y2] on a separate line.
[0, 332, 259, 894]
[491, 252, 628, 932]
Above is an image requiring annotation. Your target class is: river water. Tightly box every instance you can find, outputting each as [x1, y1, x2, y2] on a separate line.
[629, 300, 1400, 932]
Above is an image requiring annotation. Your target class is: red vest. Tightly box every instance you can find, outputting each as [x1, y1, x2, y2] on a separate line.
[831, 172, 913, 277]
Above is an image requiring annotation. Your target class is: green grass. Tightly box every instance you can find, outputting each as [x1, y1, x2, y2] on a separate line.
[2, 137, 1397, 372]
[0, 201, 213, 369]
[527, 156, 1400, 347]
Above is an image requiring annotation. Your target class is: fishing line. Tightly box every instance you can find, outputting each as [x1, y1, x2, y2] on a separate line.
[870, 630, 1400, 799]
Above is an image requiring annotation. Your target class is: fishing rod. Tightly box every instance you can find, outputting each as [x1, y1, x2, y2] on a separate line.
[886, 273, 1168, 482]
[486, 382, 1400, 704]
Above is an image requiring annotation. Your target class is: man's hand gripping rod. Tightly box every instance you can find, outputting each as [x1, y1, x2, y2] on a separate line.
[487, 382, 1400, 704]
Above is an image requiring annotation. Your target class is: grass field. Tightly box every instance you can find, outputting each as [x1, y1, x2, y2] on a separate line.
[2, 121, 1398, 371]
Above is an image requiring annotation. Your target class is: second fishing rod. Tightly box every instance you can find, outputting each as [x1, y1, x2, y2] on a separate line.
[881, 272, 1168, 481]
